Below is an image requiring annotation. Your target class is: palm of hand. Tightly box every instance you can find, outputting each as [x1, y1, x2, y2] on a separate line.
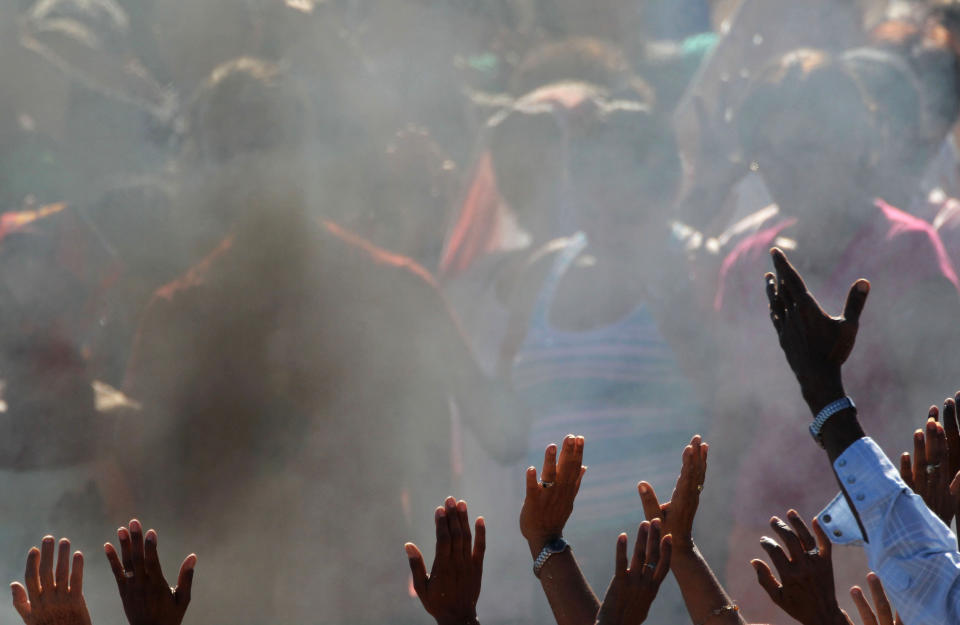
[12, 538, 92, 625]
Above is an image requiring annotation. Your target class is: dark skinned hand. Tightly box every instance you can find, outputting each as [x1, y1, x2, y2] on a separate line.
[519, 435, 586, 556]
[596, 519, 672, 625]
[899, 398, 960, 530]
[765, 248, 870, 413]
[11, 536, 92, 625]
[406, 497, 485, 625]
[104, 519, 196, 625]
[850, 573, 904, 625]
[751, 511, 851, 625]
[637, 435, 708, 552]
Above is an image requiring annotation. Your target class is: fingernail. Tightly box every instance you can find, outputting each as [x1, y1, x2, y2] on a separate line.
[856, 281, 869, 293]
[129, 520, 141, 532]
[639, 482, 648, 494]
[457, 501, 467, 512]
[42, 536, 53, 544]
[404, 543, 417, 558]
[145, 532, 157, 545]
[445, 496, 456, 507]
[618, 534, 627, 545]
[118, 528, 129, 540]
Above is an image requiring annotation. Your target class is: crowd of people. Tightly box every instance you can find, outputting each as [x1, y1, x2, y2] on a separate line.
[2, 0, 960, 623]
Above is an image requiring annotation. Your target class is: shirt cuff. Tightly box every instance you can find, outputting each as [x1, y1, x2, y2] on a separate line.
[817, 437, 907, 545]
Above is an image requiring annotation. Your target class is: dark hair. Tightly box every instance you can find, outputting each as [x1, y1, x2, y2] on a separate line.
[735, 49, 875, 165]
[184, 57, 311, 166]
[510, 37, 653, 103]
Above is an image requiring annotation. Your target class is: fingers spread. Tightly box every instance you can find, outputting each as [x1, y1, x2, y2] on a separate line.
[445, 498, 462, 566]
[473, 517, 486, 571]
[751, 559, 783, 605]
[785, 510, 815, 552]
[24, 547, 40, 604]
[104, 543, 125, 587]
[174, 554, 196, 606]
[653, 535, 672, 583]
[38, 537, 54, 593]
[615, 533, 628, 578]
[144, 530, 165, 584]
[851, 586, 880, 625]
[759, 535, 790, 574]
[769, 517, 804, 561]
[117, 526, 134, 574]
[457, 500, 472, 563]
[129, 520, 146, 578]
[646, 520, 662, 570]
[812, 518, 832, 560]
[541, 444, 558, 484]
[900, 453, 915, 490]
[405, 542, 428, 599]
[947, 396, 960, 477]
[55, 539, 70, 591]
[69, 552, 83, 595]
[866, 572, 894, 625]
[525, 466, 539, 498]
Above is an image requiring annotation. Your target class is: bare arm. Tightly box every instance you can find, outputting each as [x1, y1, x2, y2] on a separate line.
[638, 436, 745, 625]
[520, 436, 599, 625]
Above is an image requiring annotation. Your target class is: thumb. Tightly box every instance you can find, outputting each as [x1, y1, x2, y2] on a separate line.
[638, 482, 664, 522]
[405, 543, 428, 601]
[843, 280, 870, 324]
[10, 583, 30, 622]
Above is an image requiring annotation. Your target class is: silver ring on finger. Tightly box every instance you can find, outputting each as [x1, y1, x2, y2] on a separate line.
[124, 571, 135, 578]
[927, 463, 941, 475]
[541, 481, 554, 488]
[805, 549, 820, 557]
[645, 562, 657, 570]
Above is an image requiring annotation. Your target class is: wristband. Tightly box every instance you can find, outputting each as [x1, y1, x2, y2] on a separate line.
[810, 397, 855, 447]
[533, 538, 569, 577]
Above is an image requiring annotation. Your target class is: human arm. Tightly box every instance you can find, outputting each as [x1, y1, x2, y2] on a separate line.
[519, 436, 598, 625]
[595, 520, 672, 625]
[11, 536, 92, 625]
[750, 511, 851, 625]
[104, 519, 196, 625]
[850, 573, 904, 625]
[764, 247, 960, 625]
[405, 497, 485, 625]
[637, 435, 745, 625]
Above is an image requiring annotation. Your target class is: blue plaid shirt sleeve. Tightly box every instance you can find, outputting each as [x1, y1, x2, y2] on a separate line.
[817, 437, 960, 625]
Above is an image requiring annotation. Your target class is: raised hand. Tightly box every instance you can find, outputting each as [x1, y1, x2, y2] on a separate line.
[11, 536, 92, 625]
[637, 435, 707, 551]
[850, 573, 904, 625]
[519, 435, 586, 556]
[596, 519, 672, 625]
[751, 511, 851, 625]
[765, 248, 870, 413]
[405, 497, 485, 625]
[899, 398, 960, 529]
[104, 519, 196, 625]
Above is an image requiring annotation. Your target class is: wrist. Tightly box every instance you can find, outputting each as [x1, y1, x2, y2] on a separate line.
[526, 533, 561, 559]
[799, 373, 845, 416]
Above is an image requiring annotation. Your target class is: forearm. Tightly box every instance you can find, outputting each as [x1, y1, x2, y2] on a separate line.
[529, 545, 600, 625]
[670, 542, 745, 625]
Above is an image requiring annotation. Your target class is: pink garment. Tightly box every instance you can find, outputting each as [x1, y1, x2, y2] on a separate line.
[714, 199, 959, 526]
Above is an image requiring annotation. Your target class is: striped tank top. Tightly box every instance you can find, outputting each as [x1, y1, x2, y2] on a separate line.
[513, 233, 705, 530]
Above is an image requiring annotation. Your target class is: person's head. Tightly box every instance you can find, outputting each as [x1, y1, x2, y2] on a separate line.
[736, 48, 914, 216]
[184, 57, 311, 169]
[510, 37, 651, 102]
[568, 103, 681, 256]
